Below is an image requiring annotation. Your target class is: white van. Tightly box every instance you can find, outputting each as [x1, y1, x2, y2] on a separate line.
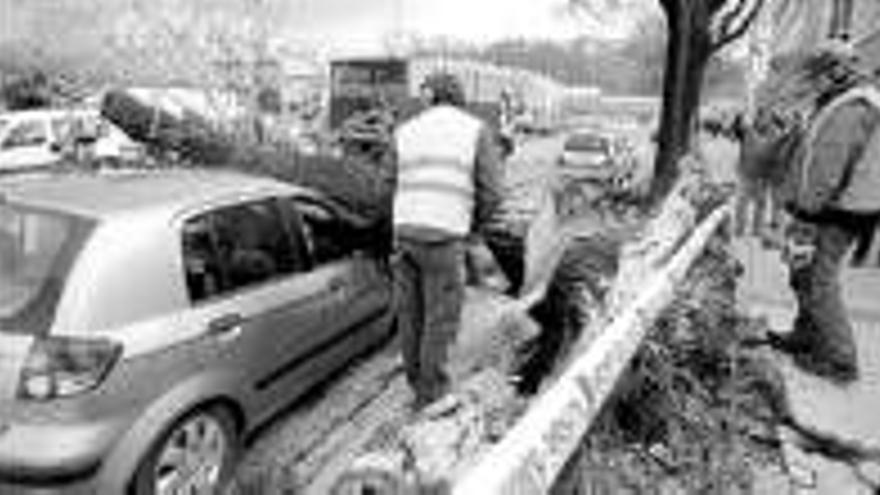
[0, 108, 143, 173]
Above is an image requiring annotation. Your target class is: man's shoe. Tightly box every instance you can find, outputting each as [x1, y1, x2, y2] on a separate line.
[412, 394, 434, 414]
[412, 386, 449, 414]
[765, 331, 808, 354]
[741, 330, 859, 385]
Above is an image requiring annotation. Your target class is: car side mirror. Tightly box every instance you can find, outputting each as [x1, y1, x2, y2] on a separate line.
[49, 142, 63, 153]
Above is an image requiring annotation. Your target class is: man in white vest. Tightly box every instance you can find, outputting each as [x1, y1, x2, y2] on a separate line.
[393, 73, 505, 408]
[746, 43, 880, 384]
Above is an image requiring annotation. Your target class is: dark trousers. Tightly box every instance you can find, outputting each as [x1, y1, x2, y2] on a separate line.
[483, 230, 525, 296]
[788, 214, 862, 369]
[734, 180, 784, 238]
[394, 237, 465, 405]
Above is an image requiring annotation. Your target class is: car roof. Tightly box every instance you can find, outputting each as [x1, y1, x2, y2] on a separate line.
[568, 128, 612, 139]
[0, 168, 309, 219]
[565, 131, 611, 147]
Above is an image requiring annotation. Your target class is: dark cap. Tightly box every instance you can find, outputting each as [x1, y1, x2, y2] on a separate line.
[757, 43, 870, 119]
[420, 72, 466, 107]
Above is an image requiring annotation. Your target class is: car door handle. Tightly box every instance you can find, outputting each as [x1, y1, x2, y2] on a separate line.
[207, 313, 244, 340]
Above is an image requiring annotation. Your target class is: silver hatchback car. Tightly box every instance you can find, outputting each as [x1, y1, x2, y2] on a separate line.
[0, 169, 394, 494]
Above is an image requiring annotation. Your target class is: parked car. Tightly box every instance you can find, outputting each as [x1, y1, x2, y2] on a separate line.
[0, 169, 395, 494]
[0, 108, 143, 173]
[558, 129, 642, 187]
[557, 130, 616, 179]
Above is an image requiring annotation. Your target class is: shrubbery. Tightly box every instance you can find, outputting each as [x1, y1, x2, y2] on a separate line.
[556, 236, 786, 494]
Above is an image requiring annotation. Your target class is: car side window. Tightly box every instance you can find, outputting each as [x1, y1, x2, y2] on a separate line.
[181, 215, 223, 302]
[289, 196, 360, 265]
[2, 120, 47, 149]
[275, 197, 315, 269]
[180, 199, 306, 303]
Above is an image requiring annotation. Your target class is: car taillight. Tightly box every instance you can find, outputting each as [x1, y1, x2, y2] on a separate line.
[17, 336, 122, 401]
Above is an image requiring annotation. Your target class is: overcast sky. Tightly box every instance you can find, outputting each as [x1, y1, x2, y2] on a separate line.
[0, 0, 657, 59]
[282, 0, 652, 54]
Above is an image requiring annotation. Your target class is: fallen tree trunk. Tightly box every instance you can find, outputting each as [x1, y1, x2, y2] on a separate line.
[100, 89, 240, 164]
[608, 158, 729, 313]
[101, 89, 395, 229]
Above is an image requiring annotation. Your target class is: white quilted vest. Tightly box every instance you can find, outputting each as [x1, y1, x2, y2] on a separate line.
[393, 106, 483, 236]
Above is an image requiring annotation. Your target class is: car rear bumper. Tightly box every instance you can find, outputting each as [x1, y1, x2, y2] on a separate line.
[0, 471, 96, 494]
[0, 417, 126, 487]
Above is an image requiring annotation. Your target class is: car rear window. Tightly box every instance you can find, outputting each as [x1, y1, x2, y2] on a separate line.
[0, 202, 93, 335]
[564, 133, 609, 153]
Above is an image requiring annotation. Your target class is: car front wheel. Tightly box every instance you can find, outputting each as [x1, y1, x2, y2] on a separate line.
[132, 406, 238, 495]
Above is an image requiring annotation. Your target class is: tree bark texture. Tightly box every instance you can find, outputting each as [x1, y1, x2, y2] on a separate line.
[652, 0, 758, 205]
[652, 0, 710, 205]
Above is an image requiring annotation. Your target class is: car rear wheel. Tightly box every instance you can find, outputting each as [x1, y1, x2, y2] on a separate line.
[132, 406, 239, 495]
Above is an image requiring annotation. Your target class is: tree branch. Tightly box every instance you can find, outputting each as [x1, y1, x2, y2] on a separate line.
[714, 0, 747, 36]
[657, 0, 680, 17]
[712, 0, 764, 52]
[706, 0, 732, 16]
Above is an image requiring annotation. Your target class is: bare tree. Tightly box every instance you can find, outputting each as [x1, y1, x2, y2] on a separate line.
[652, 0, 763, 201]
[570, 0, 764, 203]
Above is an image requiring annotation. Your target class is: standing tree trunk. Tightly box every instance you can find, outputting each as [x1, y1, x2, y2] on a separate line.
[650, 0, 763, 205]
[568, 0, 763, 204]
[652, 0, 711, 204]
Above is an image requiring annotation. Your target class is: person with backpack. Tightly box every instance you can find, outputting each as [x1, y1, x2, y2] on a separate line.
[746, 42, 880, 384]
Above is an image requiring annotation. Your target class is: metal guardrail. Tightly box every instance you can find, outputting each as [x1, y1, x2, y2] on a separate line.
[452, 204, 731, 495]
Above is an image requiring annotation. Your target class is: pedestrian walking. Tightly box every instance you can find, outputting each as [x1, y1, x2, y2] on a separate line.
[735, 110, 784, 242]
[392, 73, 505, 408]
[744, 42, 880, 384]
